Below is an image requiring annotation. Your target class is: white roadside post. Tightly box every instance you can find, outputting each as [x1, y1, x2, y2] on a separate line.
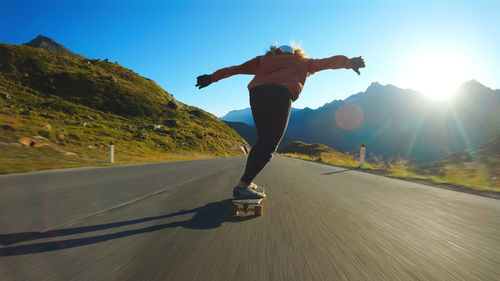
[359, 144, 366, 167]
[109, 142, 114, 164]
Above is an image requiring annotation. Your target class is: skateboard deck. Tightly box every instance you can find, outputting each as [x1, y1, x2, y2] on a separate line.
[230, 198, 263, 216]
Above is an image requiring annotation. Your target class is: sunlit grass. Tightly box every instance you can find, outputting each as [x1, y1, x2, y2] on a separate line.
[426, 165, 498, 192]
[0, 142, 216, 174]
[0, 106, 235, 173]
[281, 141, 383, 170]
[283, 153, 499, 192]
[281, 152, 382, 170]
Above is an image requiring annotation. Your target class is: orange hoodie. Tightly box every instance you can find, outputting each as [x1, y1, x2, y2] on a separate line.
[210, 53, 351, 101]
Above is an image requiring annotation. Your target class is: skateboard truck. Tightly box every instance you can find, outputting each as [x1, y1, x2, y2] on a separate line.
[230, 186, 265, 216]
[230, 198, 263, 216]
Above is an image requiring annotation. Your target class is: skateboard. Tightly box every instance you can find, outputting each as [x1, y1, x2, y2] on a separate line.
[230, 186, 265, 216]
[229, 198, 263, 216]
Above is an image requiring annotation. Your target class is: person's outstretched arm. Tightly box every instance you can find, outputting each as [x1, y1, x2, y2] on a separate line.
[308, 55, 365, 75]
[196, 56, 260, 89]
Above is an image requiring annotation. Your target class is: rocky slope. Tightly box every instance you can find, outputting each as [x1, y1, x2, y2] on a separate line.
[0, 36, 248, 173]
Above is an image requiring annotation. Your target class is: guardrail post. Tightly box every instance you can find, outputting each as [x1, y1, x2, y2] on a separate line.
[109, 142, 114, 164]
[359, 144, 366, 167]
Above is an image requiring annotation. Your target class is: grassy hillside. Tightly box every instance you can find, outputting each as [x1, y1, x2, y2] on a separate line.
[280, 141, 339, 156]
[416, 135, 500, 190]
[0, 42, 176, 117]
[0, 42, 248, 173]
[282, 140, 499, 193]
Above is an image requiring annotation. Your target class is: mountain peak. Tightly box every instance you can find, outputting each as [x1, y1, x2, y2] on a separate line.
[365, 82, 401, 92]
[27, 35, 57, 45]
[456, 80, 493, 97]
[459, 79, 487, 90]
[364, 81, 401, 95]
[23, 35, 86, 59]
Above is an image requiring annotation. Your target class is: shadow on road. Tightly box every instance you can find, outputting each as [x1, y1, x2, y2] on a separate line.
[0, 199, 255, 256]
[321, 169, 350, 175]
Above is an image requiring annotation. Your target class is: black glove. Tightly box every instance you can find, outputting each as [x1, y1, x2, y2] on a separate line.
[349, 56, 365, 75]
[196, 74, 212, 89]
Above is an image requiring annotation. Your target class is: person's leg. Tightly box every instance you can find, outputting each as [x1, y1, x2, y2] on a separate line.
[235, 94, 265, 189]
[240, 84, 292, 186]
[237, 89, 266, 188]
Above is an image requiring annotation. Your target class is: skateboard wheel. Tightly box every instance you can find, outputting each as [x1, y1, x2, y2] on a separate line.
[229, 205, 238, 216]
[255, 206, 263, 216]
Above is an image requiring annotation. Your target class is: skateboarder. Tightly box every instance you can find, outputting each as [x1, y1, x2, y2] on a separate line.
[196, 44, 365, 199]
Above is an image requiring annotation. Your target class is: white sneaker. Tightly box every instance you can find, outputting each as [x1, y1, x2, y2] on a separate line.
[233, 185, 265, 199]
[248, 182, 265, 194]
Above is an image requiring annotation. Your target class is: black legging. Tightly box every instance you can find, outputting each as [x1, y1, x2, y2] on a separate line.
[240, 83, 292, 184]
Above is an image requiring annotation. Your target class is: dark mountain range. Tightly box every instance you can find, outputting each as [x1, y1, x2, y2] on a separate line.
[223, 121, 257, 146]
[221, 107, 303, 126]
[23, 35, 86, 59]
[224, 81, 500, 163]
[221, 108, 256, 126]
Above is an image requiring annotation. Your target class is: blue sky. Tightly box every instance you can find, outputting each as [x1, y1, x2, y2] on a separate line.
[1, 0, 499, 116]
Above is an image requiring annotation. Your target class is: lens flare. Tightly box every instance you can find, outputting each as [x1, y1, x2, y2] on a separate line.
[335, 104, 363, 130]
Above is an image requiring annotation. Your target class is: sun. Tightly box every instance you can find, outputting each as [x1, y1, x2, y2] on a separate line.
[398, 51, 473, 100]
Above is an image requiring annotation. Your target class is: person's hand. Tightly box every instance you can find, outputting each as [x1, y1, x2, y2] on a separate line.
[350, 56, 365, 75]
[196, 74, 212, 89]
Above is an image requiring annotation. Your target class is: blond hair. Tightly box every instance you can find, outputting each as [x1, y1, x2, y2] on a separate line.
[265, 42, 307, 59]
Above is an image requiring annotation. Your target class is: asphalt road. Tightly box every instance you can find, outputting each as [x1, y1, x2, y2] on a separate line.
[1, 156, 499, 281]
